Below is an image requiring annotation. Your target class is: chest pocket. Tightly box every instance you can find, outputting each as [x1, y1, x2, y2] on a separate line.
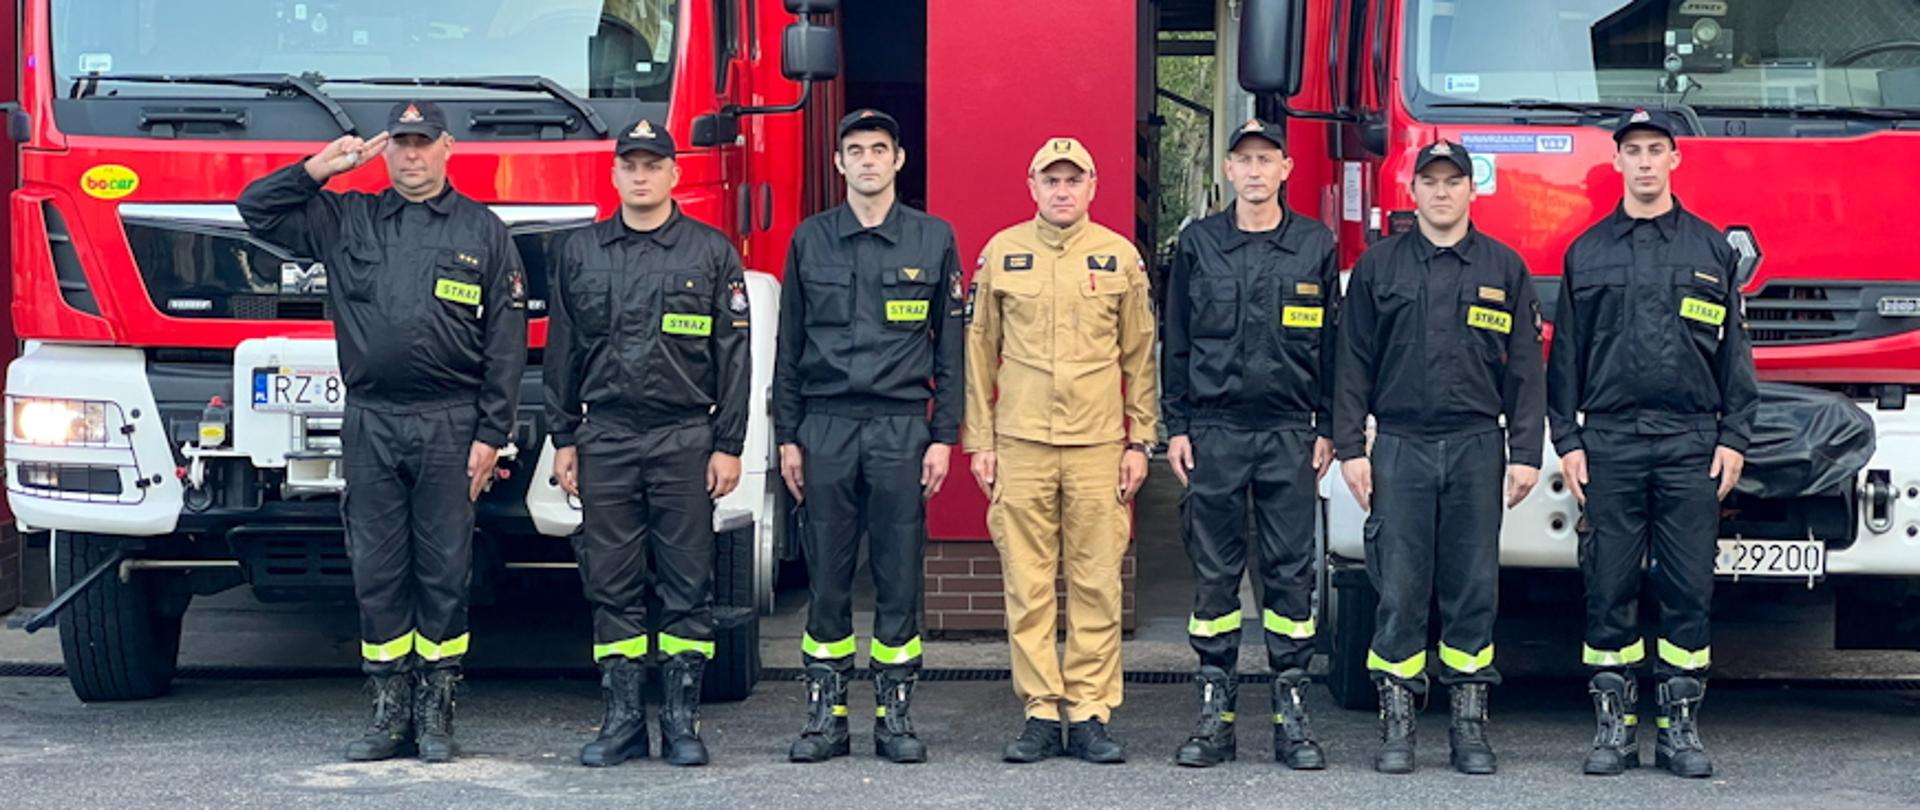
[882, 266, 936, 330]
[661, 271, 713, 338]
[567, 266, 615, 335]
[1190, 278, 1239, 339]
[1567, 263, 1628, 332]
[800, 264, 852, 326]
[1460, 283, 1512, 361]
[338, 226, 386, 303]
[1280, 277, 1326, 338]
[431, 251, 486, 320]
[1670, 265, 1728, 329]
[1374, 276, 1419, 343]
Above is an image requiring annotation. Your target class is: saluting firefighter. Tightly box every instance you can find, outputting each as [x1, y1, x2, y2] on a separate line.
[1161, 119, 1337, 770]
[1549, 109, 1757, 779]
[774, 109, 965, 764]
[545, 119, 753, 768]
[967, 137, 1158, 765]
[1333, 139, 1546, 775]
[238, 100, 527, 763]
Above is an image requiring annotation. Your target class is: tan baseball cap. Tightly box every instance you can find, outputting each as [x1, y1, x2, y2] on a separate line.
[1029, 137, 1096, 175]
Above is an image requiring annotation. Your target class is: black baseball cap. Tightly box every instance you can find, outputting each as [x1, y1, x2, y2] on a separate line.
[1227, 117, 1287, 152]
[1614, 108, 1679, 143]
[615, 117, 677, 159]
[837, 108, 901, 142]
[387, 100, 448, 139]
[1414, 139, 1473, 178]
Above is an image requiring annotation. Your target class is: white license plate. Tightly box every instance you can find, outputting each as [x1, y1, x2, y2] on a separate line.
[1715, 539, 1825, 578]
[251, 367, 344, 413]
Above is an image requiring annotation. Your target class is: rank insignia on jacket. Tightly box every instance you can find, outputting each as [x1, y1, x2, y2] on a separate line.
[1005, 253, 1033, 271]
[1478, 286, 1506, 303]
[1295, 282, 1321, 296]
[901, 266, 923, 281]
[728, 280, 750, 314]
[1087, 254, 1118, 272]
[456, 251, 481, 268]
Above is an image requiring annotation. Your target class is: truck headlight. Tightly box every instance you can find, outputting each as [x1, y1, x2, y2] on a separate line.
[8, 397, 113, 445]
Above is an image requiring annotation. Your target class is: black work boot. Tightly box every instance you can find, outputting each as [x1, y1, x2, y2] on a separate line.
[1002, 717, 1064, 763]
[1448, 683, 1497, 774]
[580, 657, 649, 767]
[1373, 680, 1418, 774]
[1067, 718, 1126, 764]
[1174, 666, 1237, 767]
[788, 664, 851, 763]
[415, 668, 460, 763]
[873, 668, 929, 763]
[1655, 676, 1714, 778]
[344, 673, 415, 761]
[1271, 670, 1327, 770]
[1584, 671, 1640, 775]
[660, 652, 711, 766]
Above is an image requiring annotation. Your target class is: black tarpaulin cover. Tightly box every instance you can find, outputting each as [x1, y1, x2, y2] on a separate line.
[1735, 382, 1877, 499]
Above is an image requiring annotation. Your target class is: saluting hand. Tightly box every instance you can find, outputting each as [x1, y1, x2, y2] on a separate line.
[1709, 446, 1745, 501]
[467, 441, 500, 502]
[305, 131, 391, 183]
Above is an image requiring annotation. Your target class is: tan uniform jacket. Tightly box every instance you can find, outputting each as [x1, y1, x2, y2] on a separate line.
[964, 216, 1158, 450]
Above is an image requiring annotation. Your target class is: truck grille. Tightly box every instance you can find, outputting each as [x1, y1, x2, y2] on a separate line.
[228, 294, 331, 321]
[1744, 282, 1862, 344]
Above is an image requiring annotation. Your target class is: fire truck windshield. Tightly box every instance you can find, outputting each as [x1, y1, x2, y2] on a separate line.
[52, 0, 679, 102]
[1406, 0, 1920, 118]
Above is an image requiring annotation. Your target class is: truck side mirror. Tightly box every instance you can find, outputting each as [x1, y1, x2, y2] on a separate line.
[781, 21, 839, 82]
[690, 111, 741, 148]
[1239, 0, 1304, 95]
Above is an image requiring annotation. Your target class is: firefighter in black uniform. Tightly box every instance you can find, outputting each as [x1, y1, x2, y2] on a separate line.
[1333, 140, 1545, 775]
[1161, 119, 1336, 770]
[545, 119, 753, 768]
[238, 100, 527, 763]
[1549, 109, 1757, 780]
[775, 109, 965, 764]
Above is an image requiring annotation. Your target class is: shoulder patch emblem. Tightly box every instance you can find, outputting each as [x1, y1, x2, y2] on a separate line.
[508, 269, 527, 309]
[728, 280, 750, 314]
[964, 281, 978, 324]
[951, 272, 966, 302]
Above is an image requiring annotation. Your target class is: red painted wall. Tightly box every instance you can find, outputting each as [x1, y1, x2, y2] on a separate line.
[923, 0, 1138, 541]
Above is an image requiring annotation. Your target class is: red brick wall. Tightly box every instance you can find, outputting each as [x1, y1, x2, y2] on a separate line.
[923, 541, 1136, 636]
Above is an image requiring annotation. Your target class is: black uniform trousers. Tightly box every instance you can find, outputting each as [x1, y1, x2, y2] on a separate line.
[1179, 426, 1318, 677]
[1364, 430, 1505, 693]
[573, 420, 717, 662]
[342, 404, 478, 675]
[1578, 428, 1718, 679]
[797, 405, 930, 672]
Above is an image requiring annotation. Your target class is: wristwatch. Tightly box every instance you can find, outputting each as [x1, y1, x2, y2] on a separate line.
[1125, 441, 1153, 460]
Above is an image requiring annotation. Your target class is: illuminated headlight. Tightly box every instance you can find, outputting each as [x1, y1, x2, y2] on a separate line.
[7, 397, 114, 445]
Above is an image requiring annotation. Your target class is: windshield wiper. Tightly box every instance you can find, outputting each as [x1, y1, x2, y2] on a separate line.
[1687, 103, 1920, 121]
[331, 75, 610, 138]
[69, 72, 358, 135]
[1425, 98, 1707, 135]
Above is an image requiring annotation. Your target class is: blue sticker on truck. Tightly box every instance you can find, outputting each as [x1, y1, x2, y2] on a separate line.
[1459, 133, 1575, 154]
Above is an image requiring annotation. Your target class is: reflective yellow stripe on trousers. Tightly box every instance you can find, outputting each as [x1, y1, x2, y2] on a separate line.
[361, 631, 416, 663]
[1188, 610, 1244, 638]
[1262, 610, 1315, 640]
[415, 633, 470, 662]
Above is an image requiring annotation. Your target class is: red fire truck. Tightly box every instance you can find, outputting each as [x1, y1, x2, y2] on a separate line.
[1239, 0, 1920, 706]
[4, 0, 851, 701]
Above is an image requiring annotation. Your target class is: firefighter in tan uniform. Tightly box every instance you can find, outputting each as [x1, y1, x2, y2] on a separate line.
[966, 137, 1158, 765]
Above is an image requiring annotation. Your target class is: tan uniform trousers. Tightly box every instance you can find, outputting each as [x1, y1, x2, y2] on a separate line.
[988, 435, 1130, 723]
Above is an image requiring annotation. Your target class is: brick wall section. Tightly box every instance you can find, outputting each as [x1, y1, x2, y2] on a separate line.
[0, 526, 18, 613]
[923, 541, 1136, 636]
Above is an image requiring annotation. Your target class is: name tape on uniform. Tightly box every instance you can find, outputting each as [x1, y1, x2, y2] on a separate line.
[434, 278, 483, 306]
[662, 313, 713, 336]
[1467, 305, 1513, 334]
[1680, 297, 1727, 326]
[887, 300, 931, 322]
[1282, 306, 1324, 328]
